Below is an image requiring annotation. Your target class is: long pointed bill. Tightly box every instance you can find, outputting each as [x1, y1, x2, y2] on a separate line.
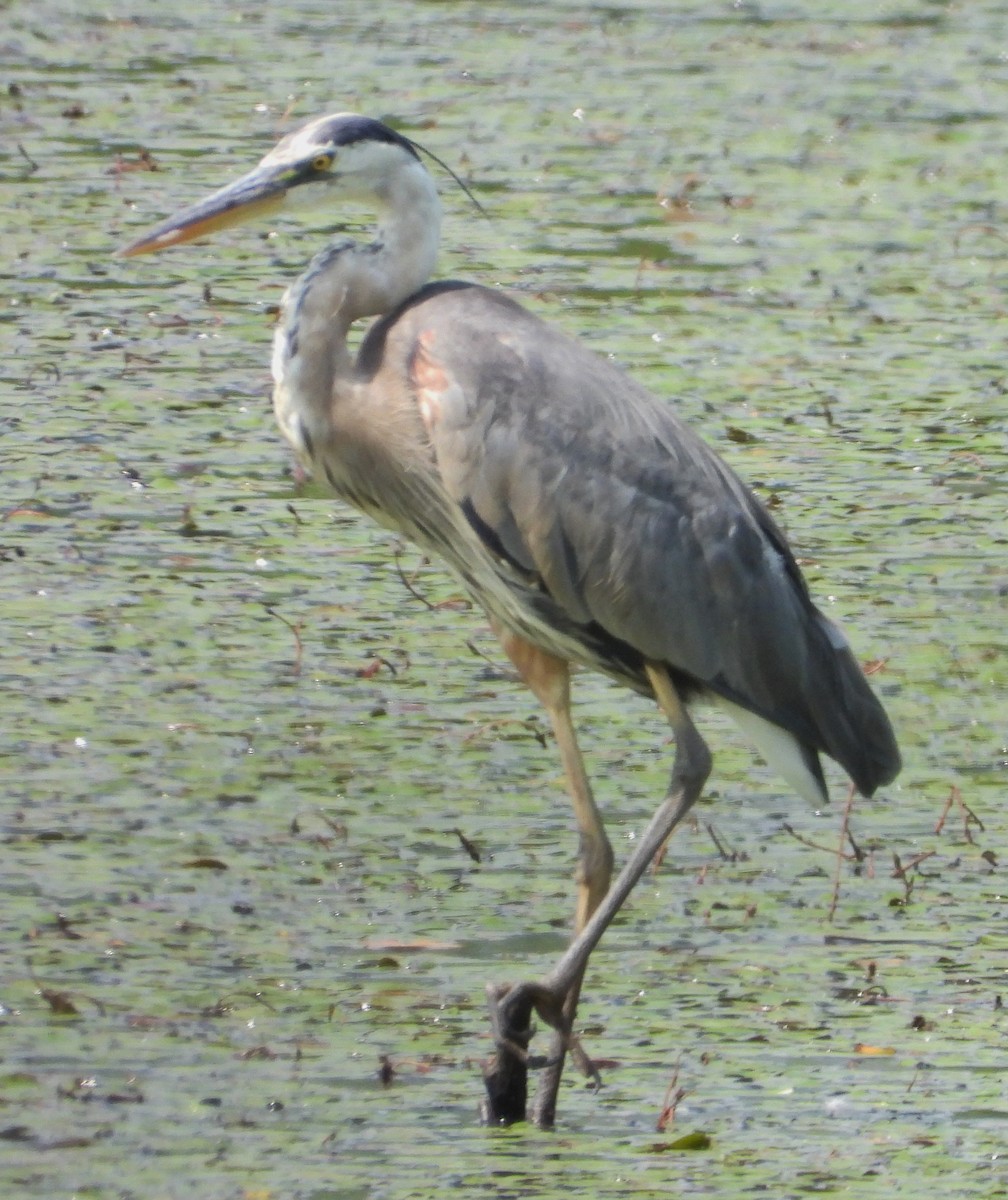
[119, 162, 292, 257]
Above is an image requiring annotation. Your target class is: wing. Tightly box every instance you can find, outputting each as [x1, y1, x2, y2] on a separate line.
[359, 283, 899, 795]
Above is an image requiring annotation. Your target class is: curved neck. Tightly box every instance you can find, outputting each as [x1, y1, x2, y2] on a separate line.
[272, 157, 441, 448]
[368, 156, 443, 316]
[296, 157, 440, 330]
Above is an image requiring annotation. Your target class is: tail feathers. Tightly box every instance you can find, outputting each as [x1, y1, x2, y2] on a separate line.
[807, 616, 901, 798]
[718, 699, 828, 806]
[718, 615, 900, 803]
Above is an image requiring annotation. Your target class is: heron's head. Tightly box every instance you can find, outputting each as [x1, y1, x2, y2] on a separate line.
[119, 113, 425, 257]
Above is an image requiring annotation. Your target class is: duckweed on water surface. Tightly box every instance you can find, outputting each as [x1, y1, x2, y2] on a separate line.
[2, 2, 1006, 1197]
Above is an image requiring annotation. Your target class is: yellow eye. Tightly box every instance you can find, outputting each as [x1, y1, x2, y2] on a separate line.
[312, 153, 333, 172]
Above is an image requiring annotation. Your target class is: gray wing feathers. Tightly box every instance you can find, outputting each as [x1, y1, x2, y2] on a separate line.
[404, 286, 899, 795]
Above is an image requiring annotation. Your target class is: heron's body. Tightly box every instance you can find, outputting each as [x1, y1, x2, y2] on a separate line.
[122, 112, 900, 1127]
[275, 261, 892, 806]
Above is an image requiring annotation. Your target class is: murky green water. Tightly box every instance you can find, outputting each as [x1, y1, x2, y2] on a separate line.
[3, 2, 1006, 1197]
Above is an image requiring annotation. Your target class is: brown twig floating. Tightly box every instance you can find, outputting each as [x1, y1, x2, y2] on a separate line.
[264, 605, 304, 675]
[393, 546, 437, 609]
[934, 784, 984, 844]
[656, 1055, 686, 1131]
[826, 782, 858, 923]
[705, 822, 740, 862]
[454, 827, 482, 863]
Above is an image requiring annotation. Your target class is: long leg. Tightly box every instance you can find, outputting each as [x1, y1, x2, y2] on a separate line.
[483, 625, 613, 1127]
[486, 662, 712, 1121]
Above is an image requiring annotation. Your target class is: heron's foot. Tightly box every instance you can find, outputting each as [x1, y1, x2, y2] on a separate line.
[494, 978, 566, 1037]
[567, 1032, 603, 1092]
[480, 979, 567, 1126]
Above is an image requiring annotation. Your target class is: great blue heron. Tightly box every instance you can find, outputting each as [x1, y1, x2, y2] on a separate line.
[121, 112, 900, 1128]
